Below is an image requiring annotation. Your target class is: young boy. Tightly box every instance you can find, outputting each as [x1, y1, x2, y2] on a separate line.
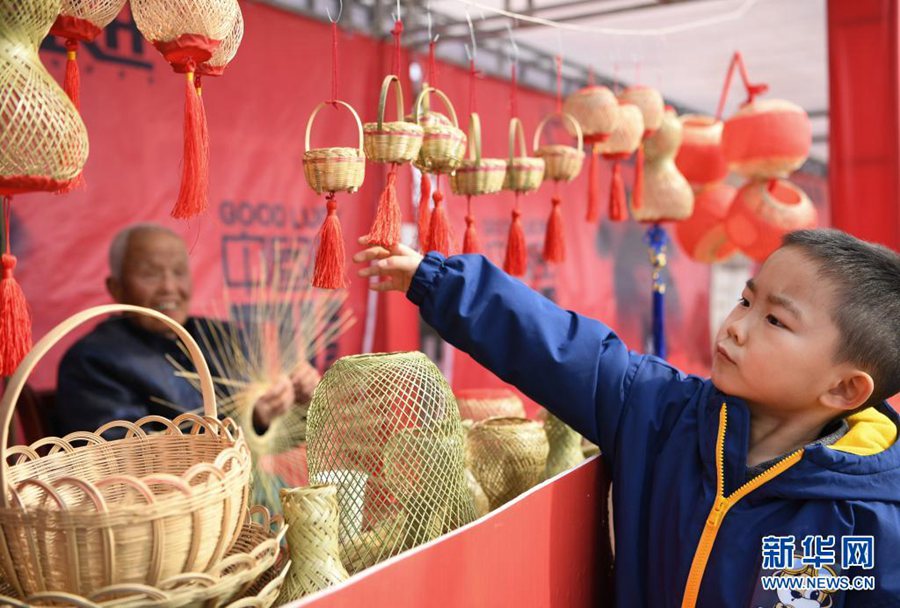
[354, 229, 900, 608]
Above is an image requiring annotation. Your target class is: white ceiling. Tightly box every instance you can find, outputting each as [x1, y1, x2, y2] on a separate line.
[429, 0, 829, 163]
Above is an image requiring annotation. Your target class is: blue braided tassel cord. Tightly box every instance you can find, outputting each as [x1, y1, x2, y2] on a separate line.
[646, 224, 668, 360]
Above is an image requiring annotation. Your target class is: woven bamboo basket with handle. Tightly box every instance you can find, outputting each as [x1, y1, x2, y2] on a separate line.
[450, 113, 507, 196]
[533, 112, 584, 182]
[503, 117, 545, 193]
[303, 100, 366, 195]
[0, 304, 252, 597]
[412, 86, 467, 174]
[363, 75, 423, 164]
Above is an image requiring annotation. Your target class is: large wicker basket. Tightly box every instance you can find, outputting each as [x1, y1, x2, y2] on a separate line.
[364, 75, 423, 164]
[412, 86, 466, 175]
[503, 117, 545, 193]
[450, 113, 507, 197]
[0, 305, 252, 597]
[533, 112, 584, 182]
[303, 100, 366, 195]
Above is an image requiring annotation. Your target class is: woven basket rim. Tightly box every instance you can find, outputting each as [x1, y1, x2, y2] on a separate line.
[474, 416, 540, 429]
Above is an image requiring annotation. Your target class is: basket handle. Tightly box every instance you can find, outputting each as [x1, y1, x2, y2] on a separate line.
[414, 86, 459, 128]
[532, 112, 584, 154]
[0, 304, 218, 504]
[305, 100, 365, 154]
[376, 75, 405, 131]
[508, 117, 528, 162]
[465, 113, 483, 163]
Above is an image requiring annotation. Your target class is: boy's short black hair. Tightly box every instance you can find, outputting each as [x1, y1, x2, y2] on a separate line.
[782, 229, 900, 407]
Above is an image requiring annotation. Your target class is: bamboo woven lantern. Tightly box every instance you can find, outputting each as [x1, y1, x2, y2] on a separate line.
[675, 182, 738, 263]
[303, 100, 366, 289]
[533, 112, 585, 182]
[675, 114, 728, 187]
[631, 107, 693, 223]
[503, 117, 545, 193]
[450, 113, 507, 197]
[455, 388, 525, 421]
[599, 102, 644, 221]
[725, 178, 817, 262]
[722, 98, 812, 179]
[619, 85, 664, 137]
[0, 304, 252, 597]
[131, 0, 238, 219]
[562, 85, 620, 144]
[197, 3, 243, 77]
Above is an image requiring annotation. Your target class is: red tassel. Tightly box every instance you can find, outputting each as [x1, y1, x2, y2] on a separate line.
[609, 160, 626, 222]
[63, 39, 80, 110]
[418, 172, 432, 251]
[503, 207, 527, 276]
[367, 164, 402, 248]
[632, 144, 644, 211]
[171, 69, 209, 219]
[427, 190, 451, 256]
[586, 146, 600, 223]
[463, 196, 482, 254]
[0, 254, 31, 376]
[312, 194, 346, 289]
[542, 195, 565, 263]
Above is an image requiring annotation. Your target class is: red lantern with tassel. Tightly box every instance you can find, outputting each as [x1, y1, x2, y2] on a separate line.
[131, 0, 238, 220]
[502, 118, 545, 276]
[533, 113, 584, 263]
[722, 99, 812, 179]
[675, 114, 729, 187]
[303, 101, 367, 289]
[599, 102, 643, 222]
[1, 0, 90, 375]
[563, 86, 620, 222]
[725, 178, 817, 262]
[363, 75, 424, 249]
[675, 183, 738, 263]
[631, 107, 693, 223]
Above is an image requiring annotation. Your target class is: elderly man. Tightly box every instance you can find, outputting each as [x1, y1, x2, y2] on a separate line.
[55, 223, 320, 436]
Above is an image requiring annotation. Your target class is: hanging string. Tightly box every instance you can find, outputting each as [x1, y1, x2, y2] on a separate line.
[715, 51, 769, 120]
[554, 55, 563, 113]
[2, 197, 10, 258]
[509, 64, 518, 120]
[465, 10, 479, 115]
[326, 1, 343, 106]
[587, 66, 595, 87]
[391, 19, 403, 77]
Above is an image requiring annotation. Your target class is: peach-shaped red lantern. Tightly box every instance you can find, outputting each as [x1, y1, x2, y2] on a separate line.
[598, 103, 643, 221]
[675, 114, 728, 187]
[725, 178, 817, 262]
[722, 99, 812, 179]
[675, 183, 738, 263]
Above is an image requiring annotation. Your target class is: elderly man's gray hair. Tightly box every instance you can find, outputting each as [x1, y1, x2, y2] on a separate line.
[108, 223, 182, 281]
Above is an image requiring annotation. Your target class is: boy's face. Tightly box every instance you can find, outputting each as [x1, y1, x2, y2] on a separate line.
[711, 247, 843, 413]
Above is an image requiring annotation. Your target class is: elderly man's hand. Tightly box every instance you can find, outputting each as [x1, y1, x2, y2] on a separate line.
[252, 374, 295, 430]
[291, 360, 321, 404]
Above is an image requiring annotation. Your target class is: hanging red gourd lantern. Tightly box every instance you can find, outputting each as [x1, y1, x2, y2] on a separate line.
[675, 114, 728, 187]
[722, 98, 812, 179]
[131, 0, 238, 219]
[1, 0, 90, 374]
[598, 102, 643, 222]
[562, 85, 620, 222]
[675, 182, 738, 263]
[725, 178, 817, 262]
[630, 107, 693, 223]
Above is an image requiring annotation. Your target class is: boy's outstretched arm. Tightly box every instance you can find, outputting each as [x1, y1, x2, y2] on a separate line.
[355, 240, 647, 456]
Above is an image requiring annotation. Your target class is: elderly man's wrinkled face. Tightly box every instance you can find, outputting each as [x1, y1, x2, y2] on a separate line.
[107, 230, 192, 334]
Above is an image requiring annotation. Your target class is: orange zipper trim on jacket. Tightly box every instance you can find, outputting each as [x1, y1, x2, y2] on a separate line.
[680, 403, 804, 608]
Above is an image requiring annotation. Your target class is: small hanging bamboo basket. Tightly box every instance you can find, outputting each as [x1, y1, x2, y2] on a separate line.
[303, 100, 366, 195]
[450, 113, 507, 196]
[413, 86, 467, 174]
[503, 117, 545, 193]
[533, 112, 585, 182]
[364, 75, 424, 164]
[0, 305, 252, 598]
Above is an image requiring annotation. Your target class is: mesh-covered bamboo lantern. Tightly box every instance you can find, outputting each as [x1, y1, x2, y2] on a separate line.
[363, 75, 424, 249]
[562, 85, 620, 222]
[455, 388, 526, 421]
[450, 113, 507, 254]
[131, 0, 238, 219]
[725, 178, 817, 262]
[630, 107, 693, 223]
[675, 114, 729, 187]
[197, 4, 243, 79]
[533, 112, 584, 263]
[306, 352, 475, 574]
[722, 99, 812, 179]
[598, 102, 643, 222]
[675, 182, 738, 263]
[1, 0, 89, 375]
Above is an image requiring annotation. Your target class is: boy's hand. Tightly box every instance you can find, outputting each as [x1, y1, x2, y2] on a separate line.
[353, 236, 424, 293]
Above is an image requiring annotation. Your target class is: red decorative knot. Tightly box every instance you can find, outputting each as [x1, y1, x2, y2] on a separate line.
[391, 20, 404, 37]
[465, 215, 475, 226]
[433, 191, 444, 205]
[746, 84, 769, 103]
[551, 196, 561, 207]
[65, 38, 79, 56]
[2, 254, 16, 278]
[512, 209, 521, 220]
[326, 194, 338, 213]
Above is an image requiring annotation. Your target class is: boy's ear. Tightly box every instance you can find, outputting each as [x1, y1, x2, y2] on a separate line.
[820, 369, 875, 412]
[106, 276, 122, 302]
